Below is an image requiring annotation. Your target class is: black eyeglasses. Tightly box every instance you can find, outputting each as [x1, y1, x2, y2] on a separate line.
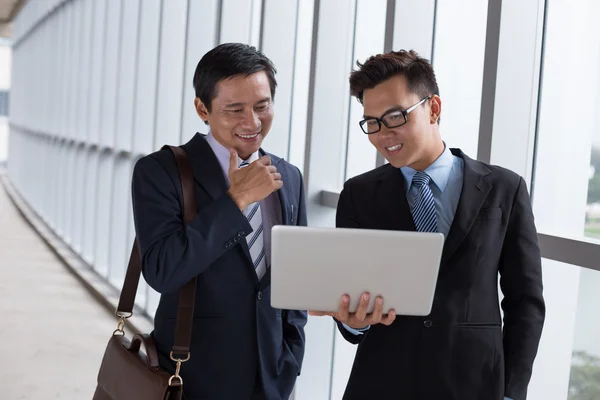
[359, 96, 431, 134]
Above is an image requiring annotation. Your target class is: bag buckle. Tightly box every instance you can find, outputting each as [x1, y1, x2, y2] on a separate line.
[113, 311, 132, 336]
[168, 351, 191, 386]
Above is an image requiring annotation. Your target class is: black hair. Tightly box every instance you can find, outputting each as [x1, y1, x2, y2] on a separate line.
[193, 42, 277, 112]
[349, 49, 439, 103]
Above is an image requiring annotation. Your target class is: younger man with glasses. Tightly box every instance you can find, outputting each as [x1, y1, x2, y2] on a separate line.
[310, 50, 545, 400]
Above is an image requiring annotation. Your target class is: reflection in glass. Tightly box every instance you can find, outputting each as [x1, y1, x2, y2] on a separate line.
[568, 267, 600, 400]
[586, 146, 600, 241]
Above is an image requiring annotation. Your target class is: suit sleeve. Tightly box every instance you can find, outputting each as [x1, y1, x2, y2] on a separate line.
[282, 166, 308, 380]
[334, 181, 370, 345]
[131, 155, 252, 294]
[499, 176, 545, 400]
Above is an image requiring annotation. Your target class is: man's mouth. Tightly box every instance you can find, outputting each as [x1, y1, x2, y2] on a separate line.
[236, 132, 261, 141]
[385, 144, 403, 152]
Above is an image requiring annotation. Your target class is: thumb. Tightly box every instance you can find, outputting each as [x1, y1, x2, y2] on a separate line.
[229, 149, 239, 173]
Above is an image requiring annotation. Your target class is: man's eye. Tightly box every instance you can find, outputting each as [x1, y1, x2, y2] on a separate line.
[230, 109, 243, 113]
[255, 106, 267, 111]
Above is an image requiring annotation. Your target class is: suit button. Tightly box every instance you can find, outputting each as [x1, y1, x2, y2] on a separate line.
[257, 291, 263, 301]
[424, 320, 432, 328]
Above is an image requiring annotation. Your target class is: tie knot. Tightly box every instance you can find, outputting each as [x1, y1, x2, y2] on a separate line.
[239, 161, 249, 168]
[412, 171, 431, 187]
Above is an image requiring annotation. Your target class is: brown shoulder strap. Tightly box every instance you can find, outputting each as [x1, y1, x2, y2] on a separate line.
[116, 145, 197, 359]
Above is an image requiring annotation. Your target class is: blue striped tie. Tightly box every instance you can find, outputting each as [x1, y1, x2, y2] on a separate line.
[240, 161, 267, 279]
[410, 171, 438, 233]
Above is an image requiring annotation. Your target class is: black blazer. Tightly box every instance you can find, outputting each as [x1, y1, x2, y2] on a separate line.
[335, 149, 545, 400]
[131, 133, 308, 399]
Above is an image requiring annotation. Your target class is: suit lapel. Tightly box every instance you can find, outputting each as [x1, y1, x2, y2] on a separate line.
[440, 150, 491, 265]
[259, 150, 287, 290]
[182, 134, 255, 277]
[182, 133, 229, 201]
[376, 166, 416, 231]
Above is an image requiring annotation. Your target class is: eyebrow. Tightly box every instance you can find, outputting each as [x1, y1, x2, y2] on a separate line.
[363, 105, 405, 119]
[224, 97, 271, 108]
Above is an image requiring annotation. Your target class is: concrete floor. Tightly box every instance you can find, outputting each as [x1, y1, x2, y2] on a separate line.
[0, 180, 117, 399]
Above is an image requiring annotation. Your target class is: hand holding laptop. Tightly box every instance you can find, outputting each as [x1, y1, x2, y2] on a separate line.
[309, 292, 396, 329]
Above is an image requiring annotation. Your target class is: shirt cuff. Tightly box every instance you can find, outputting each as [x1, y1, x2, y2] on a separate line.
[342, 323, 370, 335]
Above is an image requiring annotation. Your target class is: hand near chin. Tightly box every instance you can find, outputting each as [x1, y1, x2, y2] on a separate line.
[309, 292, 396, 329]
[227, 149, 283, 210]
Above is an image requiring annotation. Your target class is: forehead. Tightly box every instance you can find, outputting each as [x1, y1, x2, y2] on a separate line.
[362, 74, 417, 115]
[213, 71, 272, 103]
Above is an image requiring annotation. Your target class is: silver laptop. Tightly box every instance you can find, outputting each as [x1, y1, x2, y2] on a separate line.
[270, 226, 445, 316]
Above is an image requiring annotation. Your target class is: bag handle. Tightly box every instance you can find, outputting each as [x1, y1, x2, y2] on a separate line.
[115, 145, 197, 361]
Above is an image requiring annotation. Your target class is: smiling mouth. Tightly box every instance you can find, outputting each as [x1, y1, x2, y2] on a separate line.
[385, 144, 403, 152]
[236, 132, 261, 140]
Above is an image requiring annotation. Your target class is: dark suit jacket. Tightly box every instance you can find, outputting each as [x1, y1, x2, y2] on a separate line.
[335, 149, 545, 400]
[131, 133, 308, 399]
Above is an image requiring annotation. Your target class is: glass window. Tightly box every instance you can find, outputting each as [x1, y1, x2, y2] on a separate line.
[287, 0, 314, 171]
[527, 259, 582, 399]
[432, 0, 488, 156]
[108, 156, 134, 289]
[587, 147, 600, 241]
[0, 91, 9, 117]
[568, 266, 600, 400]
[343, 0, 386, 181]
[132, 0, 162, 156]
[154, 0, 188, 148]
[531, 0, 600, 244]
[526, 260, 600, 400]
[114, 0, 141, 153]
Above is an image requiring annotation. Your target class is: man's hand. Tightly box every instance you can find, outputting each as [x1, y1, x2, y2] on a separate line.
[309, 292, 396, 329]
[227, 149, 283, 210]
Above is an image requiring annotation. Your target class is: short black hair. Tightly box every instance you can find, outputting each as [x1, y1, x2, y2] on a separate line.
[193, 43, 277, 112]
[349, 49, 439, 103]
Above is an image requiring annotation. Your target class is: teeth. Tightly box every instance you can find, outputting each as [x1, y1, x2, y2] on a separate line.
[386, 144, 402, 151]
[238, 133, 258, 139]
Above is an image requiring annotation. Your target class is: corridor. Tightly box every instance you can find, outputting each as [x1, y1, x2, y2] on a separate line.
[0, 173, 116, 399]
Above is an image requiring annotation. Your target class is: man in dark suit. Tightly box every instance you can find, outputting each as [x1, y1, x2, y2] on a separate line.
[131, 43, 307, 400]
[310, 50, 545, 400]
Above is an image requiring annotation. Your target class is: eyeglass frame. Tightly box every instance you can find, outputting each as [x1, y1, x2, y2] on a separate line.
[358, 96, 431, 134]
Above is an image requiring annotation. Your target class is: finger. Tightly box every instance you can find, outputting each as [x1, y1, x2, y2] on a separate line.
[229, 149, 239, 172]
[380, 309, 396, 326]
[267, 165, 277, 173]
[258, 155, 272, 165]
[354, 292, 370, 322]
[369, 296, 384, 324]
[308, 310, 336, 317]
[337, 294, 350, 323]
[271, 173, 282, 181]
[273, 180, 283, 191]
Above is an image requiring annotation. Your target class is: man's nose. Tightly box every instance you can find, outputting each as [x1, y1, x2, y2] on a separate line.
[378, 125, 395, 138]
[242, 110, 261, 131]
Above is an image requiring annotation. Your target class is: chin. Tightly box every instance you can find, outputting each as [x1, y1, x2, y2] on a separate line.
[234, 137, 263, 156]
[383, 154, 409, 169]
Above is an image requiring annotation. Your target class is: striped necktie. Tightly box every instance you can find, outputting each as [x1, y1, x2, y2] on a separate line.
[410, 171, 438, 233]
[239, 161, 267, 279]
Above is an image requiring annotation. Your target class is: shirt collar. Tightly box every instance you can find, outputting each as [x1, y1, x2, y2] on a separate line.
[400, 143, 454, 193]
[206, 131, 260, 181]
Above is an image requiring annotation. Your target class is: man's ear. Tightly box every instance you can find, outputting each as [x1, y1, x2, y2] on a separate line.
[429, 95, 442, 125]
[194, 98, 210, 123]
